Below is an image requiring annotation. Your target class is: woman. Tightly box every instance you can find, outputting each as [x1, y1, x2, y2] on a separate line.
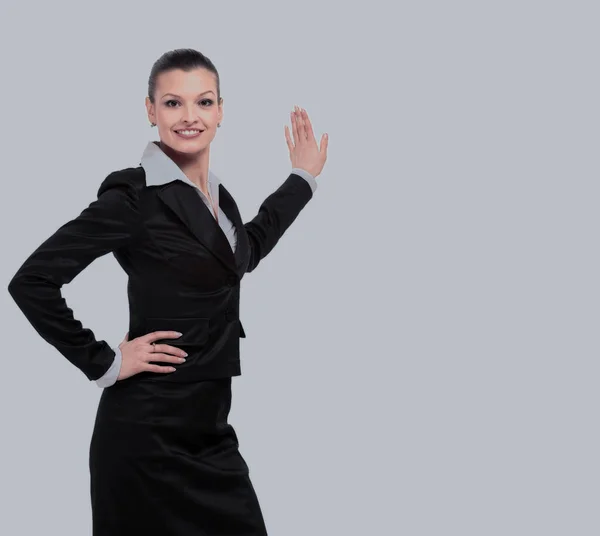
[7, 48, 328, 535]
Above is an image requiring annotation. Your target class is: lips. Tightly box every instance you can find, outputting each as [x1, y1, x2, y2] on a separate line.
[174, 129, 205, 140]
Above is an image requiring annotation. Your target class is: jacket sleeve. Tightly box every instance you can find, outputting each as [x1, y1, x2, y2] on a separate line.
[244, 168, 317, 273]
[7, 171, 143, 382]
[95, 345, 123, 388]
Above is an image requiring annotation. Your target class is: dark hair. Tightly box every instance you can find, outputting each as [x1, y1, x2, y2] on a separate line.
[147, 48, 221, 104]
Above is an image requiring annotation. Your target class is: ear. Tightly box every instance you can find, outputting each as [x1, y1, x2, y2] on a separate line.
[218, 97, 224, 124]
[145, 96, 155, 124]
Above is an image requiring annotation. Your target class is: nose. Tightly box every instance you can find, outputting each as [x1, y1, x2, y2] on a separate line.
[182, 103, 199, 124]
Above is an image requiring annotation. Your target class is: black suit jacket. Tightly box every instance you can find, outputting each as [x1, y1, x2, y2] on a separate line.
[7, 167, 314, 384]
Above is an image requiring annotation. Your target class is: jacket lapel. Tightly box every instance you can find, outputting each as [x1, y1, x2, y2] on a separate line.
[218, 183, 250, 277]
[157, 181, 237, 274]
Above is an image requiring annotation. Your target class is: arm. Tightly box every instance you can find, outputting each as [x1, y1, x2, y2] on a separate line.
[244, 168, 316, 273]
[7, 171, 143, 382]
[244, 105, 328, 273]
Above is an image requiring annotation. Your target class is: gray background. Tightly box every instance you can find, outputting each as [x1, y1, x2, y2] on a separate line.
[1, 1, 598, 534]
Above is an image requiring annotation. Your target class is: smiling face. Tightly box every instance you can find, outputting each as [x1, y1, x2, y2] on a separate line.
[145, 68, 223, 155]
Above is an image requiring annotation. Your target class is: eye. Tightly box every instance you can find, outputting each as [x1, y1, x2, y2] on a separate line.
[164, 99, 214, 107]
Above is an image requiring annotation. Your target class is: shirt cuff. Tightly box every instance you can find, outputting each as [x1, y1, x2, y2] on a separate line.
[291, 168, 318, 195]
[95, 346, 122, 388]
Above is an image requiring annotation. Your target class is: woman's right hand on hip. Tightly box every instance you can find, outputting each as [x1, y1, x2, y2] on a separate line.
[116, 331, 187, 381]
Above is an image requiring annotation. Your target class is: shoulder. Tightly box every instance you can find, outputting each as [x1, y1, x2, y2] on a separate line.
[97, 166, 147, 198]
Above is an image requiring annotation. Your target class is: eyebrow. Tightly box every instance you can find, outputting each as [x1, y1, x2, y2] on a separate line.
[161, 91, 216, 99]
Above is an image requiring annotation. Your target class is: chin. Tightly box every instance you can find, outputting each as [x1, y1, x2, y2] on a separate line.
[169, 137, 209, 153]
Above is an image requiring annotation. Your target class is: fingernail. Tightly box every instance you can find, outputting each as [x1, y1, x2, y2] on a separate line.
[176, 331, 183, 336]
[183, 352, 188, 357]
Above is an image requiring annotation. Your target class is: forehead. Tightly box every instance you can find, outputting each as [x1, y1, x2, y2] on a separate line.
[156, 68, 217, 95]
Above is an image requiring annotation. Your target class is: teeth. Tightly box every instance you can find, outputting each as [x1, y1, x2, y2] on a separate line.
[177, 130, 201, 135]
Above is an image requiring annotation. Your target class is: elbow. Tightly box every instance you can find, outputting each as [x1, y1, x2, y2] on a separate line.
[8, 273, 20, 295]
[7, 273, 26, 302]
[7, 270, 42, 302]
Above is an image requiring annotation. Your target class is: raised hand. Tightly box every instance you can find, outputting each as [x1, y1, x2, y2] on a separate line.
[285, 105, 328, 178]
[116, 330, 188, 381]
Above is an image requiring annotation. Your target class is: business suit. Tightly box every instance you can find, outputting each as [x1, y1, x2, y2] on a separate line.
[7, 141, 316, 535]
[96, 141, 316, 388]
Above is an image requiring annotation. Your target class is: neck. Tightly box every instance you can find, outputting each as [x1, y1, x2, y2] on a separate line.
[159, 141, 211, 195]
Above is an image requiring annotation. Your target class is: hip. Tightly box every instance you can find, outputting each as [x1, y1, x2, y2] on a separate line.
[92, 376, 236, 443]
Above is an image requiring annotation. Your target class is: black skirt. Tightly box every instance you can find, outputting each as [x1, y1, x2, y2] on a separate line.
[89, 376, 268, 535]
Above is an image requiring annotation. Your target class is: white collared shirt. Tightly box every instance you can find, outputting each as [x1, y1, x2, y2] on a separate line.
[96, 141, 317, 388]
[141, 141, 239, 252]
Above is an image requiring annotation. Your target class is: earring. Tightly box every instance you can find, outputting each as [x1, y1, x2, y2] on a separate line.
[217, 123, 221, 128]
[150, 122, 156, 127]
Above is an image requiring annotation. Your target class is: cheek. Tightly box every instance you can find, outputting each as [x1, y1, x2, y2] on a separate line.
[203, 130, 218, 143]
[155, 110, 168, 126]
[158, 106, 180, 119]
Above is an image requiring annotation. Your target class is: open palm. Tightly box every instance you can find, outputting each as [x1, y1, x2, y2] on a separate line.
[285, 105, 328, 178]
